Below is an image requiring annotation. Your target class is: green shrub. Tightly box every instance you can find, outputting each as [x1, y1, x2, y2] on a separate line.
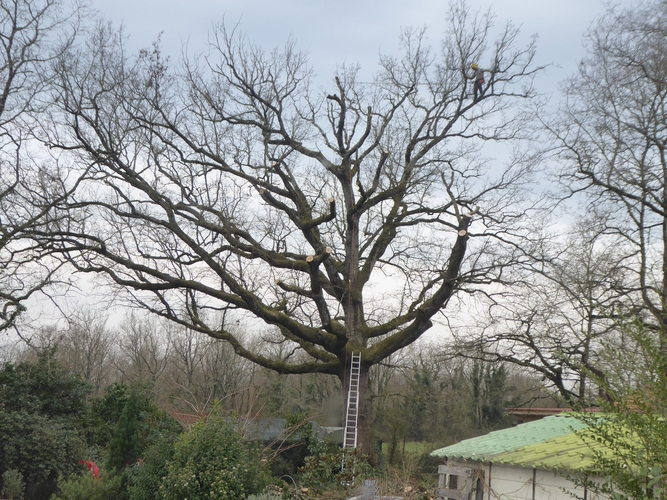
[246, 492, 282, 500]
[49, 472, 122, 500]
[0, 351, 89, 500]
[2, 469, 25, 500]
[159, 414, 270, 500]
[0, 411, 85, 499]
[87, 383, 181, 452]
[126, 433, 177, 500]
[299, 447, 371, 495]
[106, 391, 141, 472]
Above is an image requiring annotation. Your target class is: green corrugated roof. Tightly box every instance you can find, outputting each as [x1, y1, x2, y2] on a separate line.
[491, 431, 602, 470]
[430, 415, 597, 471]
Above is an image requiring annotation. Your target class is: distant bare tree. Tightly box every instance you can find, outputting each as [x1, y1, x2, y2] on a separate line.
[166, 324, 253, 413]
[451, 218, 632, 404]
[200, 337, 253, 408]
[167, 325, 204, 391]
[116, 313, 171, 387]
[57, 307, 116, 394]
[48, 2, 544, 454]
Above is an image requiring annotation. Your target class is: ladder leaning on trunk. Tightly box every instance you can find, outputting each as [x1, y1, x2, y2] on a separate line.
[343, 352, 362, 449]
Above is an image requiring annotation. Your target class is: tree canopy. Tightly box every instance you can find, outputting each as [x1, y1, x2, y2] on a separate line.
[41, 2, 543, 453]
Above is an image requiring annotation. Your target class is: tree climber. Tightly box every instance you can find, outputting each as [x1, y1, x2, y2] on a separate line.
[470, 63, 493, 102]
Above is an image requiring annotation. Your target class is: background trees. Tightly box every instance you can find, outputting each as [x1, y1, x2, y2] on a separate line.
[445, 0, 667, 406]
[0, 0, 81, 333]
[551, 0, 667, 341]
[57, 308, 116, 395]
[45, 2, 544, 454]
[451, 219, 630, 404]
[372, 347, 534, 463]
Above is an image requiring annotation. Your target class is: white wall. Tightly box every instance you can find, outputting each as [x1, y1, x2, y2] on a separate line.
[444, 460, 609, 500]
[484, 464, 608, 500]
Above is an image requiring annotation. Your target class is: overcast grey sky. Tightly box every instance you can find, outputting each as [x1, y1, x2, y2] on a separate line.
[91, 0, 636, 95]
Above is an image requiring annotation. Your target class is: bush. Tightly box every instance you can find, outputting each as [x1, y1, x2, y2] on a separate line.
[0, 349, 90, 420]
[87, 383, 181, 453]
[0, 411, 84, 500]
[159, 413, 270, 500]
[126, 433, 177, 500]
[0, 351, 89, 500]
[2, 469, 25, 500]
[106, 391, 141, 472]
[299, 447, 371, 495]
[50, 472, 122, 500]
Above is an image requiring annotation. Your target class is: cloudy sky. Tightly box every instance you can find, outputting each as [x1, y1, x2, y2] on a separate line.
[91, 0, 636, 96]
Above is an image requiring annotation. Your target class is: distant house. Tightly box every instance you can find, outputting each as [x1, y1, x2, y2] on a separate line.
[430, 414, 610, 500]
[506, 406, 571, 424]
[506, 406, 601, 425]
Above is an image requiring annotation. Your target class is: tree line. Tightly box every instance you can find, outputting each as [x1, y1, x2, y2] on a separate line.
[1, 324, 544, 499]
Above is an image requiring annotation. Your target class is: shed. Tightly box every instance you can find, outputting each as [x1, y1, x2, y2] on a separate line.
[430, 414, 610, 500]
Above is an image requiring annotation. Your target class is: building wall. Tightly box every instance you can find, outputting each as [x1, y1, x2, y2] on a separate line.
[482, 464, 609, 500]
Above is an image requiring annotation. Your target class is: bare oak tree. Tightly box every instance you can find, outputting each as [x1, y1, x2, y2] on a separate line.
[48, 3, 543, 453]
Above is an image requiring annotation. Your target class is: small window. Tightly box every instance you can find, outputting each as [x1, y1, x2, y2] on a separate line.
[437, 465, 485, 500]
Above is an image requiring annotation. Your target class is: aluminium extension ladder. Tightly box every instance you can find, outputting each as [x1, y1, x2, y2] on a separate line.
[343, 352, 361, 449]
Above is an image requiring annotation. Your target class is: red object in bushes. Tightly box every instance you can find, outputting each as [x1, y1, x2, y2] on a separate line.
[79, 460, 100, 478]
